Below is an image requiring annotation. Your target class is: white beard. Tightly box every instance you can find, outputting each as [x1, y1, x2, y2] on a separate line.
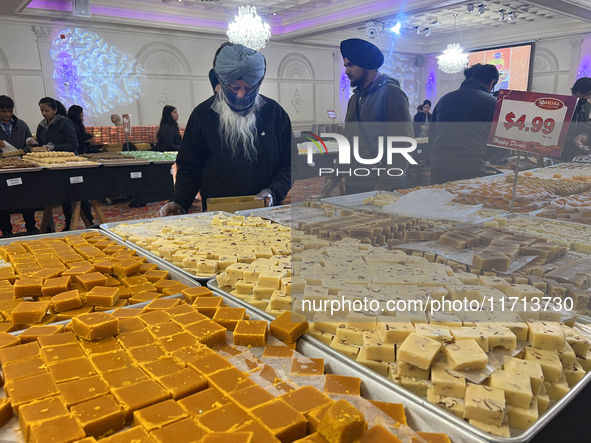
[216, 95, 261, 164]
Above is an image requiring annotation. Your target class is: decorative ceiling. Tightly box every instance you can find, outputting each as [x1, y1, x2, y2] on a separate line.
[2, 0, 590, 54]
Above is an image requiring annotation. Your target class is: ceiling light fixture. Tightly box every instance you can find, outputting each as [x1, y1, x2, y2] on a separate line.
[467, 4, 474, 13]
[478, 4, 485, 14]
[499, 9, 506, 20]
[390, 22, 401, 34]
[425, 27, 431, 37]
[414, 26, 421, 34]
[227, 5, 271, 50]
[508, 11, 516, 20]
[437, 14, 468, 74]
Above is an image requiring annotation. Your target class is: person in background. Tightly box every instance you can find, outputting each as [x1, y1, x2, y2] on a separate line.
[37, 97, 92, 230]
[463, 63, 483, 81]
[429, 64, 499, 185]
[0, 95, 38, 236]
[156, 105, 182, 152]
[67, 105, 93, 154]
[561, 77, 591, 161]
[209, 69, 221, 94]
[414, 100, 432, 137]
[158, 42, 296, 215]
[321, 38, 414, 196]
[416, 104, 423, 115]
[111, 114, 123, 126]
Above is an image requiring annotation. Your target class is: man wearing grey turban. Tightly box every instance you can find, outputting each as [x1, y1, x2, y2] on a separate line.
[159, 43, 297, 214]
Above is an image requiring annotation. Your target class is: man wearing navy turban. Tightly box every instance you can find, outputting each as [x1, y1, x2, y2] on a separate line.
[321, 38, 414, 196]
[159, 43, 297, 214]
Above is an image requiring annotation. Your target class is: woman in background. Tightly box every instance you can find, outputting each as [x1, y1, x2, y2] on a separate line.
[67, 105, 93, 154]
[37, 97, 94, 229]
[156, 105, 181, 152]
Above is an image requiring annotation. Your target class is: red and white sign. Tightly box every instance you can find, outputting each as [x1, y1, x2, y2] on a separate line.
[122, 114, 131, 136]
[487, 90, 578, 157]
[327, 110, 337, 119]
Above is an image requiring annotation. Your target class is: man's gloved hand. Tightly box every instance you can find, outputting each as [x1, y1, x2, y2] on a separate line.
[320, 177, 340, 199]
[26, 137, 38, 147]
[157, 201, 186, 217]
[254, 189, 273, 207]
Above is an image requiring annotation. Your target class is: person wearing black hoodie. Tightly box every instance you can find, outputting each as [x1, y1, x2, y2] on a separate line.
[320, 38, 414, 197]
[429, 64, 499, 185]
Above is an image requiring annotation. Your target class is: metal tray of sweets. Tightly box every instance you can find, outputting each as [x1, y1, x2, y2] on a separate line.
[206, 280, 489, 443]
[207, 278, 591, 443]
[0, 293, 487, 443]
[100, 212, 238, 283]
[0, 166, 43, 174]
[100, 160, 151, 167]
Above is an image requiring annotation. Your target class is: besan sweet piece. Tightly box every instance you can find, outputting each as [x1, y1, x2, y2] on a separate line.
[85, 286, 120, 307]
[397, 332, 442, 370]
[270, 311, 308, 343]
[431, 365, 466, 399]
[463, 384, 506, 426]
[317, 399, 367, 443]
[73, 312, 120, 341]
[527, 321, 565, 351]
[50, 290, 83, 313]
[489, 369, 533, 409]
[11, 301, 50, 325]
[443, 339, 488, 371]
[233, 320, 268, 347]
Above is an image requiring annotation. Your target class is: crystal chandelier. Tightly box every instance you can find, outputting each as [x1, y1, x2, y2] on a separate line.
[437, 14, 468, 74]
[227, 6, 271, 51]
[437, 43, 469, 74]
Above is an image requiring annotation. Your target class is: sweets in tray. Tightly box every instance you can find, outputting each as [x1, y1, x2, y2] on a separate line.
[0, 279, 447, 442]
[22, 152, 99, 168]
[108, 211, 591, 436]
[0, 231, 191, 333]
[81, 153, 137, 162]
[0, 158, 40, 170]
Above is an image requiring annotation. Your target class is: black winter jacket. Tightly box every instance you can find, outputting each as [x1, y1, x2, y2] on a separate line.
[36, 115, 78, 153]
[429, 79, 497, 172]
[171, 95, 297, 211]
[0, 115, 32, 150]
[157, 123, 182, 152]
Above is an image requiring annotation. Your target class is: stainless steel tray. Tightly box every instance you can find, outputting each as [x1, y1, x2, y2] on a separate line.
[208, 279, 591, 443]
[0, 167, 44, 174]
[45, 163, 101, 170]
[208, 280, 488, 443]
[152, 160, 176, 164]
[100, 160, 151, 167]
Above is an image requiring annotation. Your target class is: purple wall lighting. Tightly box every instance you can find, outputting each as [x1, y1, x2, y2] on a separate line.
[578, 56, 590, 79]
[425, 71, 436, 99]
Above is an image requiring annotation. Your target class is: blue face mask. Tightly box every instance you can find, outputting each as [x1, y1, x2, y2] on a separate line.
[217, 77, 263, 116]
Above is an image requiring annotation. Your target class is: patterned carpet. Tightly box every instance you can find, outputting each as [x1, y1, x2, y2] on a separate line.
[3, 177, 329, 235]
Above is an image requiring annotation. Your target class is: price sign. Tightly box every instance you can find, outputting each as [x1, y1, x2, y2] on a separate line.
[122, 114, 131, 136]
[327, 110, 336, 119]
[70, 176, 83, 184]
[6, 177, 22, 187]
[487, 90, 578, 157]
[130, 172, 142, 179]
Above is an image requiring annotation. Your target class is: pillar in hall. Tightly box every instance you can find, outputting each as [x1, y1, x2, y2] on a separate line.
[32, 26, 56, 99]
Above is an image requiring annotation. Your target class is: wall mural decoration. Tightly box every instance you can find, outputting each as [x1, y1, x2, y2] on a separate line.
[51, 28, 143, 114]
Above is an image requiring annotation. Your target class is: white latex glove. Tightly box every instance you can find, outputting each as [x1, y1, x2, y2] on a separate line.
[157, 201, 186, 217]
[46, 143, 54, 151]
[254, 189, 273, 207]
[26, 137, 38, 147]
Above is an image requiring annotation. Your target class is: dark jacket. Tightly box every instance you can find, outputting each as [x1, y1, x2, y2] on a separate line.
[157, 123, 182, 152]
[343, 74, 414, 189]
[72, 121, 93, 154]
[561, 98, 590, 162]
[429, 79, 497, 172]
[0, 115, 32, 150]
[36, 115, 78, 153]
[171, 95, 297, 211]
[413, 112, 431, 137]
